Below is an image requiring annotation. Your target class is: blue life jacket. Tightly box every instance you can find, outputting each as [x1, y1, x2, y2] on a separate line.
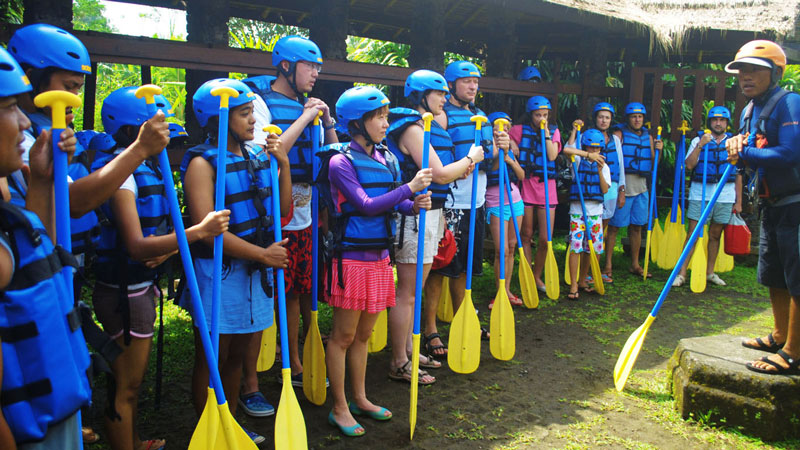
[739, 87, 800, 200]
[249, 81, 314, 183]
[26, 113, 103, 263]
[92, 151, 171, 285]
[181, 143, 275, 252]
[518, 124, 557, 179]
[692, 131, 733, 184]
[595, 129, 621, 184]
[487, 151, 518, 187]
[0, 201, 90, 444]
[617, 124, 652, 176]
[386, 107, 452, 209]
[570, 158, 604, 203]
[6, 172, 26, 207]
[443, 102, 493, 169]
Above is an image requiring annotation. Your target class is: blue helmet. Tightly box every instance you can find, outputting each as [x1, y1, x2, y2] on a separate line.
[8, 24, 91, 76]
[444, 61, 481, 83]
[624, 102, 646, 116]
[707, 106, 731, 121]
[404, 70, 449, 98]
[593, 102, 615, 117]
[272, 35, 323, 68]
[101, 86, 174, 136]
[581, 129, 605, 148]
[488, 112, 511, 124]
[88, 132, 116, 152]
[168, 123, 189, 140]
[517, 66, 542, 82]
[526, 96, 551, 113]
[335, 86, 390, 128]
[0, 47, 32, 98]
[192, 78, 255, 127]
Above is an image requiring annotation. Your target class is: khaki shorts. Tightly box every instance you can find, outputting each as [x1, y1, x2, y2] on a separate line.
[394, 209, 444, 264]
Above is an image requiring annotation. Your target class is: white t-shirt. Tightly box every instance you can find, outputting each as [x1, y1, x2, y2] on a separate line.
[447, 170, 487, 210]
[686, 136, 735, 203]
[569, 155, 611, 217]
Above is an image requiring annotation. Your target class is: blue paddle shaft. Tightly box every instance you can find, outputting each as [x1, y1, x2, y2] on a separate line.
[412, 124, 431, 335]
[211, 106, 230, 355]
[700, 140, 709, 238]
[269, 155, 293, 370]
[502, 162, 523, 245]
[498, 147, 506, 276]
[680, 135, 686, 225]
[651, 164, 735, 317]
[541, 124, 552, 241]
[670, 138, 683, 222]
[464, 123, 482, 290]
[647, 150, 660, 232]
[53, 128, 75, 309]
[311, 120, 320, 312]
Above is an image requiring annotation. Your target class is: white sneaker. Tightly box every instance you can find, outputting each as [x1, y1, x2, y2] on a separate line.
[672, 274, 686, 287]
[707, 273, 727, 286]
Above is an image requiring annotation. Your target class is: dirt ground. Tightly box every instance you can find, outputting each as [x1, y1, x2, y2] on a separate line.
[85, 248, 798, 450]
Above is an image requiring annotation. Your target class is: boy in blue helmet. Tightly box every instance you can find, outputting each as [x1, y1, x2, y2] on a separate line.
[244, 35, 338, 391]
[424, 61, 508, 357]
[673, 106, 741, 288]
[726, 40, 800, 375]
[322, 86, 432, 435]
[606, 102, 662, 279]
[89, 87, 230, 450]
[0, 46, 87, 450]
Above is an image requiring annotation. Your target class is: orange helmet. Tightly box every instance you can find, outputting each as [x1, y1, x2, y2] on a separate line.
[725, 40, 787, 74]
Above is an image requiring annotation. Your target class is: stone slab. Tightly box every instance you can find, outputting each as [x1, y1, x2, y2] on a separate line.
[667, 334, 800, 441]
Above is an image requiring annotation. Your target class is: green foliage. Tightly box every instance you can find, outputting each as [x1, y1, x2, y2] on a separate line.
[1, 0, 23, 24]
[72, 0, 115, 33]
[228, 17, 305, 51]
[780, 65, 800, 92]
[347, 37, 409, 67]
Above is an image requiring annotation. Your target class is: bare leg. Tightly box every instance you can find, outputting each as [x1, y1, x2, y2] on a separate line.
[629, 224, 643, 273]
[521, 205, 535, 269]
[326, 307, 363, 431]
[604, 224, 618, 275]
[348, 311, 391, 417]
[747, 289, 799, 371]
[390, 263, 416, 371]
[706, 223, 724, 275]
[532, 206, 555, 287]
[743, 287, 791, 348]
[105, 336, 156, 450]
[240, 331, 262, 395]
[286, 294, 303, 376]
[677, 220, 699, 278]
[506, 216, 520, 296]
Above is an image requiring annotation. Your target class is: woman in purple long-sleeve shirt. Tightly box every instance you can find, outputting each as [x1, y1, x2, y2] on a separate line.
[323, 86, 432, 437]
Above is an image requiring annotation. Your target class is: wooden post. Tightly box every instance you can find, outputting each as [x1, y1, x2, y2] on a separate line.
[185, 0, 229, 141]
[408, 0, 446, 72]
[83, 62, 98, 131]
[691, 73, 706, 134]
[671, 74, 685, 137]
[309, 0, 350, 110]
[141, 65, 152, 86]
[485, 9, 517, 113]
[23, 0, 72, 28]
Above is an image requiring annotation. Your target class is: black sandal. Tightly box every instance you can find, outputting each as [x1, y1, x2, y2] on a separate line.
[746, 350, 800, 375]
[422, 332, 448, 358]
[741, 332, 784, 353]
[480, 327, 490, 341]
[567, 291, 579, 301]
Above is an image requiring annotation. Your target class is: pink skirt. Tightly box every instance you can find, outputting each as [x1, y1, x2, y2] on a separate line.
[325, 257, 396, 313]
[519, 176, 558, 207]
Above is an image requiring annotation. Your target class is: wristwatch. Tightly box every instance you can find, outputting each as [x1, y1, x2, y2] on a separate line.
[323, 118, 336, 130]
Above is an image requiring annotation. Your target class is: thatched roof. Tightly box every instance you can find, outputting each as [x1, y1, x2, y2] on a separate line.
[544, 0, 800, 55]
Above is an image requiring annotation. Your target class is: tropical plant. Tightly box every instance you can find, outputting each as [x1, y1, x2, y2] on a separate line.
[347, 37, 409, 67]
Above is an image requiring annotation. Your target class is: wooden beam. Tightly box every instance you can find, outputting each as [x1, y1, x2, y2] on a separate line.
[671, 74, 685, 141]
[83, 62, 98, 131]
[691, 76, 706, 133]
[650, 74, 663, 132]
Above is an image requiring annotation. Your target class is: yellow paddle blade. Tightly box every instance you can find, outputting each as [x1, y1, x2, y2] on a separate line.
[517, 249, 538, 309]
[189, 388, 220, 450]
[642, 230, 652, 282]
[275, 368, 307, 450]
[690, 236, 707, 293]
[409, 333, 421, 440]
[715, 231, 735, 273]
[216, 402, 258, 450]
[651, 220, 662, 264]
[544, 241, 560, 299]
[436, 277, 454, 322]
[257, 313, 276, 372]
[490, 280, 515, 361]
[613, 314, 656, 391]
[448, 289, 481, 373]
[563, 248, 571, 286]
[302, 311, 327, 406]
[368, 309, 387, 353]
[666, 222, 685, 269]
[656, 220, 672, 269]
[588, 244, 605, 295]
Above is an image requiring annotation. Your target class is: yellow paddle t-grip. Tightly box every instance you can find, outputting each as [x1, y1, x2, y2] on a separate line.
[494, 118, 510, 133]
[678, 120, 691, 135]
[313, 110, 323, 127]
[541, 118, 547, 131]
[134, 84, 163, 105]
[470, 114, 488, 132]
[33, 91, 82, 129]
[656, 126, 663, 139]
[263, 125, 283, 136]
[210, 86, 239, 108]
[421, 112, 434, 131]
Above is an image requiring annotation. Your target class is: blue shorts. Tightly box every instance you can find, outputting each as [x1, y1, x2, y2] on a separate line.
[758, 202, 800, 296]
[486, 200, 524, 224]
[609, 191, 649, 228]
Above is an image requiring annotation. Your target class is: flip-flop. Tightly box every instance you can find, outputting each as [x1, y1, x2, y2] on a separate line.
[629, 268, 652, 278]
[601, 273, 613, 283]
[82, 428, 100, 444]
[741, 333, 785, 353]
[417, 353, 442, 369]
[142, 439, 165, 450]
[388, 361, 436, 385]
[580, 286, 596, 294]
[745, 350, 800, 375]
[567, 291, 579, 301]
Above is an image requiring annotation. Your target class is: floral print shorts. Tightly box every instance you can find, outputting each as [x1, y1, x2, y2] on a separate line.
[568, 214, 604, 254]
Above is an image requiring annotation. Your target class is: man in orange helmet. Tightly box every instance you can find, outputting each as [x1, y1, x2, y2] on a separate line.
[726, 40, 800, 375]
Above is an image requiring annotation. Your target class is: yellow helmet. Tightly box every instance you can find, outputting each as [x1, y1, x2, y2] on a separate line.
[725, 40, 787, 74]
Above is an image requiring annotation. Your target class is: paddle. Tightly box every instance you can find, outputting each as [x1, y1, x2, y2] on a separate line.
[303, 111, 327, 406]
[563, 245, 579, 286]
[715, 231, 734, 273]
[500, 147, 538, 309]
[490, 118, 515, 361]
[436, 277, 454, 322]
[541, 119, 560, 299]
[266, 125, 308, 449]
[690, 129, 711, 293]
[368, 309, 387, 353]
[410, 112, 433, 439]
[33, 91, 83, 443]
[256, 311, 277, 371]
[658, 122, 688, 269]
[447, 115, 486, 374]
[613, 163, 736, 392]
[134, 85, 255, 450]
[569, 128, 605, 295]
[642, 126, 661, 282]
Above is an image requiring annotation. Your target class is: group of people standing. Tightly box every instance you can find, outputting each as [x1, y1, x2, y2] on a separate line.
[0, 20, 798, 450]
